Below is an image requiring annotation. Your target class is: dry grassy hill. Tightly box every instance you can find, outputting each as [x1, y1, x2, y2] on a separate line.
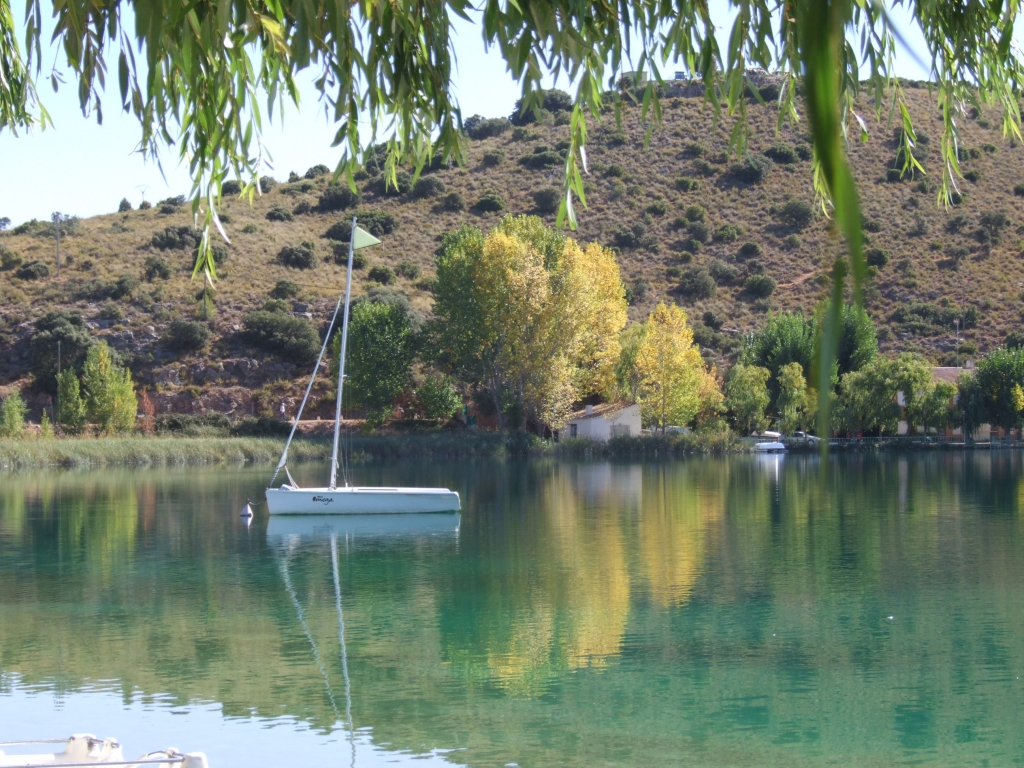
[1, 84, 1022, 415]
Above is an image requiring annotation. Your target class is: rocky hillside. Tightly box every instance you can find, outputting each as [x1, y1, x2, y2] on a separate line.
[1, 83, 1022, 416]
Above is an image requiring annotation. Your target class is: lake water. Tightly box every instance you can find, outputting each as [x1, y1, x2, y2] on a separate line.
[2, 453, 1023, 767]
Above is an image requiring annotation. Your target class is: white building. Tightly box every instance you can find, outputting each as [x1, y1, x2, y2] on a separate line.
[561, 402, 641, 442]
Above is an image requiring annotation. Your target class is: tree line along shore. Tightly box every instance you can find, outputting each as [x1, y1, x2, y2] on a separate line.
[2, 215, 1023, 460]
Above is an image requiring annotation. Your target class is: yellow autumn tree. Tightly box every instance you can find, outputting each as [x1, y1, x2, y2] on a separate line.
[626, 303, 716, 430]
[433, 216, 627, 432]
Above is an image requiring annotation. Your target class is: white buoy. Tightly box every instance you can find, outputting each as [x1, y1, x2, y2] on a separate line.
[240, 502, 254, 518]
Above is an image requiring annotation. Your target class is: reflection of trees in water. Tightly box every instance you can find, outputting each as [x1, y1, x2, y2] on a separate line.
[1, 457, 1024, 766]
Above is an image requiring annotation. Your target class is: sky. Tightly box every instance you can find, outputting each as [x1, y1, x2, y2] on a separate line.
[0, 3, 931, 226]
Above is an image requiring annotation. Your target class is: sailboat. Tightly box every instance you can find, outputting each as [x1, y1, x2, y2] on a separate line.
[265, 217, 461, 515]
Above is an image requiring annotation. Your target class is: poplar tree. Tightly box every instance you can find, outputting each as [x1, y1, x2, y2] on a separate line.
[56, 368, 86, 434]
[0, 389, 28, 438]
[81, 342, 138, 434]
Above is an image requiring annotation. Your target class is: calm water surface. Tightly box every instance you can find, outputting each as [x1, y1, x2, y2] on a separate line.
[2, 454, 1024, 767]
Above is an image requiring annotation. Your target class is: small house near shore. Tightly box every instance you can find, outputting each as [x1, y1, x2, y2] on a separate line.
[560, 402, 641, 442]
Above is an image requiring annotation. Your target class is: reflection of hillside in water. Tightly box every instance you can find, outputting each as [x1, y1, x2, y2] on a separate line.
[1, 455, 1024, 767]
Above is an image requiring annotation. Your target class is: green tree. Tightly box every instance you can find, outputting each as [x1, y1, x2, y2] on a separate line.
[417, 373, 463, 421]
[0, 389, 28, 438]
[726, 364, 771, 435]
[56, 367, 86, 434]
[29, 311, 93, 392]
[835, 353, 931, 435]
[777, 362, 813, 434]
[834, 303, 878, 377]
[741, 312, 815, 409]
[971, 346, 1024, 430]
[918, 381, 957, 435]
[334, 301, 414, 427]
[82, 342, 138, 434]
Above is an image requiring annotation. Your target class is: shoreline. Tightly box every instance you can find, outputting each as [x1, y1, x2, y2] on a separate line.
[4, 432, 1014, 471]
[0, 430, 741, 470]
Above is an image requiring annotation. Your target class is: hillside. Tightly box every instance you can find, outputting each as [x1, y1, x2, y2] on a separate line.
[1, 84, 1023, 417]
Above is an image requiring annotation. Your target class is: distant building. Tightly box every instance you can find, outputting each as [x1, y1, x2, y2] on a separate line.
[560, 402, 641, 442]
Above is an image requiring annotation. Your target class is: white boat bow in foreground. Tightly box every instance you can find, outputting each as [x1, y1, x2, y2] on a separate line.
[0, 735, 208, 768]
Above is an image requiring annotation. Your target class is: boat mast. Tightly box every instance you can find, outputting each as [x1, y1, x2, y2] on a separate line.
[330, 216, 358, 490]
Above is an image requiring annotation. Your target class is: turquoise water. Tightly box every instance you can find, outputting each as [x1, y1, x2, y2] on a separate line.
[2, 454, 1024, 767]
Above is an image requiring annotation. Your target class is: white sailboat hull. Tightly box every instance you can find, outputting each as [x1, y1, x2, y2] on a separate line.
[265, 486, 461, 515]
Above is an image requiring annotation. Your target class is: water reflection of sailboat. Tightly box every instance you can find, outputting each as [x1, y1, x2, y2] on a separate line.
[269, 512, 460, 768]
[266, 513, 461, 541]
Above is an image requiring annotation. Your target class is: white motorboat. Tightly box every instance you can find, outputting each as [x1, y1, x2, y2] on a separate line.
[0, 735, 208, 767]
[754, 441, 787, 453]
[265, 218, 460, 515]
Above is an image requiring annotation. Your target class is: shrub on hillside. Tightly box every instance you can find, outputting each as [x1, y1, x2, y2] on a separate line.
[118, 198, 132, 212]
[703, 311, 724, 330]
[241, 311, 319, 365]
[687, 220, 709, 243]
[764, 142, 798, 164]
[368, 265, 396, 284]
[395, 261, 421, 279]
[677, 267, 716, 299]
[776, 199, 814, 229]
[259, 177, 276, 193]
[532, 187, 561, 214]
[693, 159, 718, 176]
[795, 144, 813, 161]
[612, 222, 657, 250]
[324, 211, 397, 241]
[266, 205, 294, 222]
[31, 311, 93, 388]
[519, 148, 563, 169]
[412, 176, 446, 199]
[305, 164, 330, 179]
[675, 176, 699, 192]
[510, 88, 572, 125]
[465, 115, 512, 139]
[164, 319, 211, 353]
[271, 279, 300, 299]
[152, 225, 201, 251]
[731, 154, 773, 183]
[684, 205, 706, 223]
[714, 224, 741, 242]
[886, 168, 904, 183]
[0, 245, 22, 270]
[645, 200, 668, 216]
[368, 170, 413, 196]
[143, 256, 171, 281]
[293, 200, 313, 215]
[222, 180, 242, 195]
[482, 150, 505, 168]
[474, 190, 506, 213]
[866, 248, 890, 268]
[318, 184, 361, 211]
[685, 141, 708, 157]
[16, 260, 49, 280]
[437, 192, 465, 212]
[331, 247, 368, 269]
[139, 200, 151, 209]
[738, 242, 762, 260]
[743, 273, 776, 298]
[279, 242, 318, 270]
[1005, 330, 1024, 349]
[111, 273, 140, 299]
[708, 259, 740, 284]
[263, 298, 290, 313]
[624, 277, 650, 306]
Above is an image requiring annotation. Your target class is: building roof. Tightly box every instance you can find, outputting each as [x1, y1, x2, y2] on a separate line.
[932, 367, 966, 385]
[567, 401, 636, 421]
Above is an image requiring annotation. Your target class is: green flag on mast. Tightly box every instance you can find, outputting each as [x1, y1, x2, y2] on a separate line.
[352, 226, 382, 250]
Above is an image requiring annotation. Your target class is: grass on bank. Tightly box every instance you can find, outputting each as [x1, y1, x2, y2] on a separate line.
[0, 427, 742, 469]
